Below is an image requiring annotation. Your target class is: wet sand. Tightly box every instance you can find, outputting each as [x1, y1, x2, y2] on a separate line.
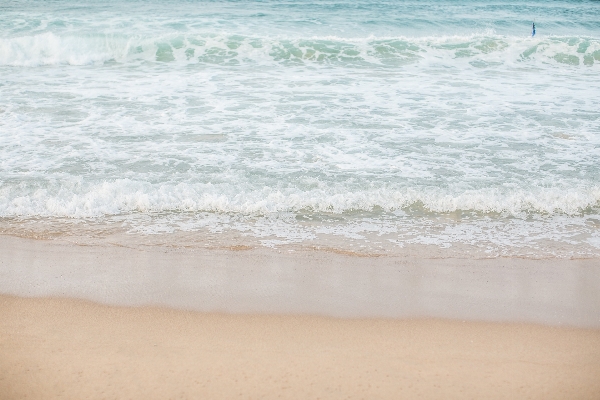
[1, 235, 600, 398]
[1, 236, 599, 326]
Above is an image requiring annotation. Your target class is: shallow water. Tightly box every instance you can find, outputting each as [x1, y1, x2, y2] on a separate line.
[1, 0, 599, 257]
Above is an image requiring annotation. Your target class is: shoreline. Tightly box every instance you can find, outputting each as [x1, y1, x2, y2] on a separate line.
[2, 215, 600, 260]
[2, 295, 600, 399]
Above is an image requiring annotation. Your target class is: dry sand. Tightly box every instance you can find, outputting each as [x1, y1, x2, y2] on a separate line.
[1, 295, 600, 399]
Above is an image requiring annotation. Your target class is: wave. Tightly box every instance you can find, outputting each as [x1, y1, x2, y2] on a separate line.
[1, 179, 599, 218]
[1, 32, 599, 67]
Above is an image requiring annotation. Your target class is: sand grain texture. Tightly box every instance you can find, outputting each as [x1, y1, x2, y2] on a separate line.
[1, 296, 600, 399]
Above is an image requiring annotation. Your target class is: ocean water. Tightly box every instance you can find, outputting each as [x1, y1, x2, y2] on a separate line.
[1, 0, 599, 257]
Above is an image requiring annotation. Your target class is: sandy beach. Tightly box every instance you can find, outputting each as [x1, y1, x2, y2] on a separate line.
[1, 236, 600, 398]
[2, 295, 600, 400]
[2, 0, 600, 398]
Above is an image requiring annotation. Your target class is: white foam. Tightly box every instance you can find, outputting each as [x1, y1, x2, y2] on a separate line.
[0, 32, 135, 66]
[1, 179, 599, 217]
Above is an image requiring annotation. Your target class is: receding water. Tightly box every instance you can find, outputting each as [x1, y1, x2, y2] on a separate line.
[1, 0, 599, 257]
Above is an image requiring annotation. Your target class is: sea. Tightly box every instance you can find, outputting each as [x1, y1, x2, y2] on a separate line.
[1, 0, 599, 258]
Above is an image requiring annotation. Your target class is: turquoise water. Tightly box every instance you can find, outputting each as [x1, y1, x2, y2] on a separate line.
[1, 0, 599, 256]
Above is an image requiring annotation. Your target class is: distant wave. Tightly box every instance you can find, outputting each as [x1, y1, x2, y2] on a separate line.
[1, 32, 599, 67]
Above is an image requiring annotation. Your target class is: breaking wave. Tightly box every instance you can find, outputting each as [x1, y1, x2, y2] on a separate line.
[1, 180, 599, 218]
[1, 32, 599, 67]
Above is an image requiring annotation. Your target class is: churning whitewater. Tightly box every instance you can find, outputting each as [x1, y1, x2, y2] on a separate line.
[1, 0, 599, 256]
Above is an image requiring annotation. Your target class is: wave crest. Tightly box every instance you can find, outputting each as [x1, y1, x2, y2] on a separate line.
[1, 180, 599, 217]
[1, 32, 599, 67]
